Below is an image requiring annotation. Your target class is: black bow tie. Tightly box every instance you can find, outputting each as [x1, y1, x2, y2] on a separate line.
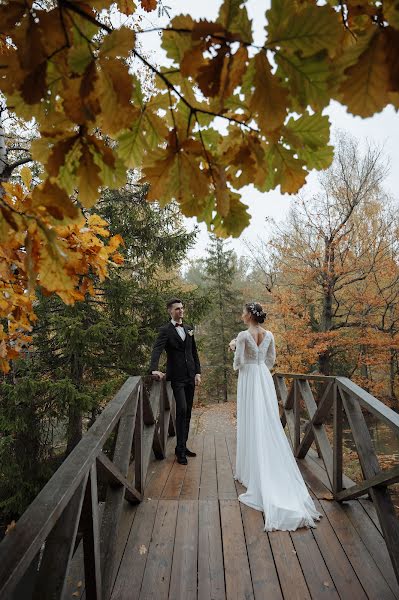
[174, 323, 183, 328]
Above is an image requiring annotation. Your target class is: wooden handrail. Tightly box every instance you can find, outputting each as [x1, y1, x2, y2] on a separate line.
[274, 372, 399, 585]
[0, 377, 175, 600]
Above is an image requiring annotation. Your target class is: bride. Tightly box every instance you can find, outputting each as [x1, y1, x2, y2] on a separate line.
[230, 302, 321, 532]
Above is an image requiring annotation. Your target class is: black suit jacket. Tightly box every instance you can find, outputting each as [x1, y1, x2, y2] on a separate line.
[149, 322, 201, 382]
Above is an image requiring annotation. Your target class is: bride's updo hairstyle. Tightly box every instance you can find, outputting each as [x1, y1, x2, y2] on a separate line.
[245, 302, 266, 324]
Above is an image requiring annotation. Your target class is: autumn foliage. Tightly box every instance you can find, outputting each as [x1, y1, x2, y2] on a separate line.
[0, 0, 398, 370]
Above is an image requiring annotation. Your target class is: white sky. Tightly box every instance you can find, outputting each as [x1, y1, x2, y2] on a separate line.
[135, 0, 399, 259]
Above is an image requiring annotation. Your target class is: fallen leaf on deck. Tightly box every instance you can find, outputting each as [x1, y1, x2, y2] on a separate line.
[139, 544, 147, 555]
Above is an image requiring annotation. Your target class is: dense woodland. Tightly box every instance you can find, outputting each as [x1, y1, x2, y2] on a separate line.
[0, 0, 399, 529]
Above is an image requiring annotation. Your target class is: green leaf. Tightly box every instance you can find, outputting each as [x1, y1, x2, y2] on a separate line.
[296, 144, 334, 171]
[117, 120, 145, 169]
[212, 192, 251, 238]
[218, 0, 253, 43]
[162, 15, 194, 63]
[267, 144, 307, 194]
[285, 113, 330, 150]
[276, 50, 332, 111]
[267, 3, 341, 58]
[68, 44, 93, 75]
[100, 27, 135, 58]
[284, 113, 333, 170]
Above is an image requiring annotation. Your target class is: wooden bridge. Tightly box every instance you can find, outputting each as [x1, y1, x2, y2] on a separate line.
[0, 373, 399, 599]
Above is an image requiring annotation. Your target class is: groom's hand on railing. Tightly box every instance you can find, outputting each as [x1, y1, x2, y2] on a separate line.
[195, 374, 201, 386]
[152, 370, 165, 380]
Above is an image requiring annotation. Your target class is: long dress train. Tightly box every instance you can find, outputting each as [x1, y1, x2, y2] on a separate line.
[233, 330, 321, 532]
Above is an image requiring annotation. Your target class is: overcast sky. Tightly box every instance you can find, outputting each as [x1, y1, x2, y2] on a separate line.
[135, 0, 399, 259]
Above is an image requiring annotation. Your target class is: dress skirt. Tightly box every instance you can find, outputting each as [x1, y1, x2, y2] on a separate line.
[235, 363, 321, 531]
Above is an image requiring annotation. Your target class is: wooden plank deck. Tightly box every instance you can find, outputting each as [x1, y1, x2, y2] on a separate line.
[109, 432, 399, 600]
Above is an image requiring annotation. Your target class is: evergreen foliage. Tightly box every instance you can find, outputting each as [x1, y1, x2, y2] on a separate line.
[0, 184, 203, 522]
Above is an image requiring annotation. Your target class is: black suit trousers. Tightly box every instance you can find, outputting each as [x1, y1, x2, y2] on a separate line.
[171, 378, 195, 453]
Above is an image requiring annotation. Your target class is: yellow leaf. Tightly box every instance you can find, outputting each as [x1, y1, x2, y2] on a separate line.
[141, 132, 210, 216]
[31, 180, 80, 221]
[100, 27, 135, 59]
[20, 166, 32, 188]
[247, 52, 288, 133]
[212, 192, 250, 238]
[117, 0, 137, 15]
[31, 137, 53, 166]
[339, 31, 390, 117]
[77, 145, 102, 207]
[271, 145, 307, 194]
[96, 58, 135, 134]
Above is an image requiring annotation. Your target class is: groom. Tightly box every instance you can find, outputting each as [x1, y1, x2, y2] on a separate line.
[150, 298, 201, 465]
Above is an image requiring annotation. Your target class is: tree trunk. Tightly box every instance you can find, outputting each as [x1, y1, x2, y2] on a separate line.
[66, 405, 82, 454]
[319, 240, 334, 375]
[66, 351, 84, 455]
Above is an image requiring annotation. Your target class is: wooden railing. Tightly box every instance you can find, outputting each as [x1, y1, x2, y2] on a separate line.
[274, 372, 399, 585]
[0, 376, 175, 600]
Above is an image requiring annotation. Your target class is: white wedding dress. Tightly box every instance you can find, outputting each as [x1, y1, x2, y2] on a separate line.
[233, 329, 321, 531]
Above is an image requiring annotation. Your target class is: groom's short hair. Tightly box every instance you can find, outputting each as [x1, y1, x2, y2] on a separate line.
[167, 297, 183, 309]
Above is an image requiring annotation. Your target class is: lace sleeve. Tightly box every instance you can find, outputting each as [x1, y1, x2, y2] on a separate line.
[265, 332, 276, 370]
[233, 332, 245, 371]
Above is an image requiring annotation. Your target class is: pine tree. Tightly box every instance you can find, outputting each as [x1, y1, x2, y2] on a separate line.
[0, 184, 200, 521]
[202, 236, 244, 403]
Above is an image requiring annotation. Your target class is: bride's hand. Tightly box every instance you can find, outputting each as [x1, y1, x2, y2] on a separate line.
[228, 338, 236, 352]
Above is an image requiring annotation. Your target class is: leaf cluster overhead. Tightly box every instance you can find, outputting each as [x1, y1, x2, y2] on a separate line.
[0, 0, 397, 237]
[0, 169, 123, 373]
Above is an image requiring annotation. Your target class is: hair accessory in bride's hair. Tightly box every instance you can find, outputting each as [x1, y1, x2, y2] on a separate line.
[246, 302, 267, 323]
[247, 302, 263, 317]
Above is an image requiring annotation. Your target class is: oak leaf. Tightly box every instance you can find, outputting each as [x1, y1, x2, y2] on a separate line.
[284, 113, 333, 170]
[141, 0, 157, 12]
[267, 3, 341, 58]
[100, 27, 135, 59]
[245, 52, 288, 133]
[276, 50, 332, 111]
[339, 31, 390, 117]
[268, 144, 307, 194]
[162, 15, 195, 63]
[117, 0, 137, 15]
[141, 132, 210, 216]
[212, 192, 250, 238]
[78, 144, 103, 207]
[218, 0, 253, 44]
[31, 181, 80, 221]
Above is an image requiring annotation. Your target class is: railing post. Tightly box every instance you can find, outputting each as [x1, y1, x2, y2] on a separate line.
[160, 380, 166, 455]
[82, 463, 102, 600]
[134, 382, 144, 496]
[333, 380, 343, 495]
[294, 380, 300, 454]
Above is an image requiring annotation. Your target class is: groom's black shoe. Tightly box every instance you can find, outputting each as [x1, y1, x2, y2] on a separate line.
[185, 448, 197, 457]
[175, 450, 187, 465]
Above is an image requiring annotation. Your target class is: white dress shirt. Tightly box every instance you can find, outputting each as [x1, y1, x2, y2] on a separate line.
[171, 319, 186, 341]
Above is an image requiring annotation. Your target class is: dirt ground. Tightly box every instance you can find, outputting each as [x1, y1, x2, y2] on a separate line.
[190, 400, 237, 435]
